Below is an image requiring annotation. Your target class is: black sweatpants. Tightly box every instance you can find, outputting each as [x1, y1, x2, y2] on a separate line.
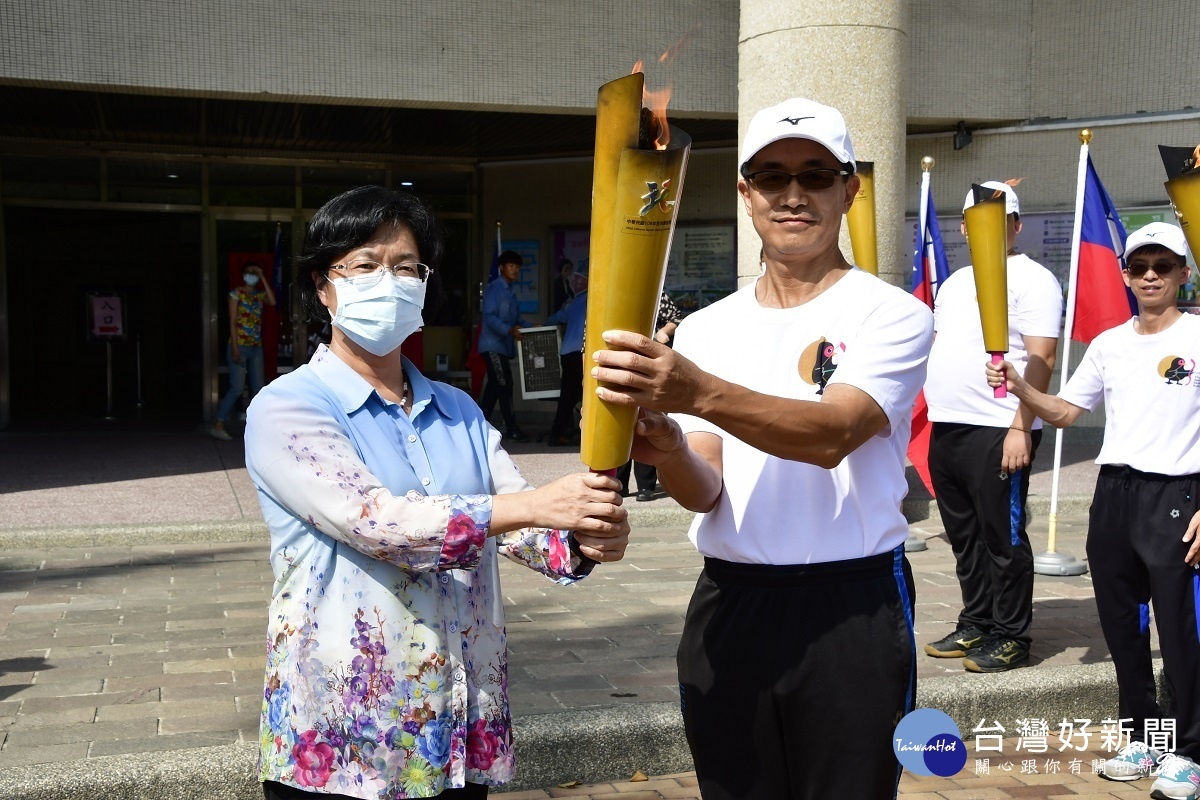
[615, 459, 657, 496]
[479, 352, 518, 433]
[930, 422, 1040, 645]
[677, 548, 916, 800]
[1086, 465, 1200, 760]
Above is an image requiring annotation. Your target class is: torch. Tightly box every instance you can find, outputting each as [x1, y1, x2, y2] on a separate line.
[1159, 144, 1200, 260]
[580, 72, 691, 472]
[845, 161, 877, 275]
[963, 184, 1009, 399]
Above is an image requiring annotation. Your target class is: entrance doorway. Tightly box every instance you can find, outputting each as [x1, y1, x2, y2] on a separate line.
[4, 206, 202, 425]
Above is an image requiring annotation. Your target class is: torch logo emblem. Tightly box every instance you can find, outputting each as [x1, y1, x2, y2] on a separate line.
[639, 179, 675, 216]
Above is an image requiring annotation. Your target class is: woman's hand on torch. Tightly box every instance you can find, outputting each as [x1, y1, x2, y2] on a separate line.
[591, 330, 711, 414]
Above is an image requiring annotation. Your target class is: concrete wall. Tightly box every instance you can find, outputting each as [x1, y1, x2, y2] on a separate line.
[0, 0, 738, 116]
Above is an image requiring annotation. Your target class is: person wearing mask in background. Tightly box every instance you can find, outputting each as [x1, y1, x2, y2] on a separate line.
[211, 261, 276, 440]
[478, 251, 529, 442]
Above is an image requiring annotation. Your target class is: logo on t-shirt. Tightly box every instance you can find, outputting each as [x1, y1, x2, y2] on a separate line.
[1159, 355, 1196, 386]
[798, 338, 845, 395]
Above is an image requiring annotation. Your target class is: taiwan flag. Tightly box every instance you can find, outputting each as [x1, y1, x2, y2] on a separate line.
[1071, 157, 1136, 344]
[907, 175, 951, 496]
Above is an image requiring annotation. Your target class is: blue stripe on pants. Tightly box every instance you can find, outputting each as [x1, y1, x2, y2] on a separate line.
[1008, 468, 1023, 546]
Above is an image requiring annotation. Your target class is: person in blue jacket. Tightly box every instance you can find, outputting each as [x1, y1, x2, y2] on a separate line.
[544, 283, 588, 447]
[478, 251, 529, 441]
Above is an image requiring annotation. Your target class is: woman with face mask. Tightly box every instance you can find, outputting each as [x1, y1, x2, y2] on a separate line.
[211, 261, 276, 440]
[244, 186, 629, 800]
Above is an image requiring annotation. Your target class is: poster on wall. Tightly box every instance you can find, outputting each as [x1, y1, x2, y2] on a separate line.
[905, 205, 1176, 289]
[552, 223, 737, 319]
[87, 293, 126, 339]
[503, 239, 541, 315]
[664, 224, 737, 315]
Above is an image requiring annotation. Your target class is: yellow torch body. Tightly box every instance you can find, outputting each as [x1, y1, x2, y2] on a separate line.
[963, 190, 1010, 398]
[1165, 169, 1200, 262]
[845, 161, 877, 275]
[580, 74, 691, 471]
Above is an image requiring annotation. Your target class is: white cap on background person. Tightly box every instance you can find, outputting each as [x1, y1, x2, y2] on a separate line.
[963, 181, 1020, 216]
[1124, 221, 1188, 261]
[738, 98, 856, 174]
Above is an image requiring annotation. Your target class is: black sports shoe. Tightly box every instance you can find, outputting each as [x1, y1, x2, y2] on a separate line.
[963, 637, 1029, 673]
[504, 429, 531, 443]
[924, 626, 987, 658]
[635, 489, 655, 502]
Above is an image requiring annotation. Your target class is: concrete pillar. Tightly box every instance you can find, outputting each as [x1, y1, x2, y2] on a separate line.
[738, 1, 910, 288]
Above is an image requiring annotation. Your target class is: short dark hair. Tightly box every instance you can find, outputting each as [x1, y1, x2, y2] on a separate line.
[1125, 244, 1186, 265]
[498, 250, 523, 267]
[298, 185, 445, 324]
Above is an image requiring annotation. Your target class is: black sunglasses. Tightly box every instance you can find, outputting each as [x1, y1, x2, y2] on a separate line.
[742, 168, 851, 194]
[1124, 261, 1181, 278]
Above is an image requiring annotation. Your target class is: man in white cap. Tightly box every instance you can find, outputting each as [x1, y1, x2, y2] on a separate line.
[922, 181, 1063, 673]
[591, 98, 933, 798]
[987, 221, 1200, 797]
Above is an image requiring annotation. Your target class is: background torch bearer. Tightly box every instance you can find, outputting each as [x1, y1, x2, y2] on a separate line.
[963, 184, 1010, 399]
[845, 161, 877, 275]
[580, 72, 691, 472]
[1159, 144, 1200, 260]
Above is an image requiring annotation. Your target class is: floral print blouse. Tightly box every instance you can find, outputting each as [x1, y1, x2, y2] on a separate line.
[245, 345, 593, 798]
[231, 285, 266, 347]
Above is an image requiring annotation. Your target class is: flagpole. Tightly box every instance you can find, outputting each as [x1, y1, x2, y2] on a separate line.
[906, 156, 936, 554]
[1033, 130, 1091, 578]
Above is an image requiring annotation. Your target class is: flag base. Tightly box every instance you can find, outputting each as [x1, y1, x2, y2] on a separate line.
[904, 532, 928, 552]
[1033, 550, 1088, 577]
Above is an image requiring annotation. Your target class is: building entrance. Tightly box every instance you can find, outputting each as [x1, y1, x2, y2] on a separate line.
[4, 206, 202, 426]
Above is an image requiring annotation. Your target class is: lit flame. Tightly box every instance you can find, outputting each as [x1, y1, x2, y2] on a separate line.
[630, 25, 700, 150]
[988, 177, 1024, 202]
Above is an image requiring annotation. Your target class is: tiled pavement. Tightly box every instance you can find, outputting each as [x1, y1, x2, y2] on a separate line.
[0, 426, 1135, 798]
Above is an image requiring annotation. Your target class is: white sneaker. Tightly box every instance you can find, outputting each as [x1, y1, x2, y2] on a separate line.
[1101, 740, 1161, 781]
[208, 426, 233, 441]
[1151, 753, 1200, 799]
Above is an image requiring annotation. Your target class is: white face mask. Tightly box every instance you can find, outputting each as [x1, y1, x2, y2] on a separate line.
[328, 272, 427, 357]
[244, 273, 260, 286]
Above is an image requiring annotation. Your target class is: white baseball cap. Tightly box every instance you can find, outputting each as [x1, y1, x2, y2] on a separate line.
[963, 181, 1020, 216]
[1124, 222, 1188, 260]
[738, 98, 856, 174]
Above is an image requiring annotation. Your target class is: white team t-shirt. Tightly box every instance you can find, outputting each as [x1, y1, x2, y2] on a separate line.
[1058, 313, 1200, 475]
[671, 268, 934, 565]
[925, 254, 1063, 428]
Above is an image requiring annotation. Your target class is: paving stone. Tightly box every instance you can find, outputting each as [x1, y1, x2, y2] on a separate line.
[163, 655, 263, 673]
[3, 679, 103, 699]
[5, 717, 158, 746]
[159, 711, 258, 735]
[88, 730, 240, 756]
[19, 687, 158, 714]
[5, 706, 96, 728]
[95, 697, 236, 722]
[0, 741, 90, 767]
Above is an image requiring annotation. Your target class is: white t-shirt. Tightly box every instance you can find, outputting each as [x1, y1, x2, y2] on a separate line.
[671, 268, 934, 565]
[926, 254, 1063, 428]
[1059, 313, 1200, 475]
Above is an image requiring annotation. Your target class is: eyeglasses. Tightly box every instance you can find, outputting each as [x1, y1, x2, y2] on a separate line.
[329, 260, 433, 283]
[1124, 261, 1180, 278]
[742, 168, 851, 194]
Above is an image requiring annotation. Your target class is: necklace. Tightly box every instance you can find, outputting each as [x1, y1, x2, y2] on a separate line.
[400, 373, 409, 407]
